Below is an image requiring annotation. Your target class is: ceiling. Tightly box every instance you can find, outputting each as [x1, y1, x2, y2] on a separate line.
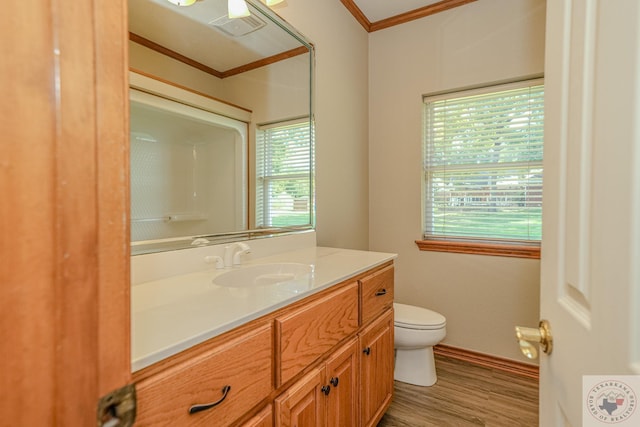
[353, 0, 443, 23]
[129, 0, 308, 75]
[341, 0, 477, 32]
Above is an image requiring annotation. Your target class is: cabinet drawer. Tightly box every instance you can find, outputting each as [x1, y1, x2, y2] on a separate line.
[359, 265, 394, 325]
[135, 323, 273, 426]
[276, 282, 359, 386]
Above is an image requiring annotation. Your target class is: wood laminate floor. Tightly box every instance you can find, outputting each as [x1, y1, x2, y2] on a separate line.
[378, 354, 539, 427]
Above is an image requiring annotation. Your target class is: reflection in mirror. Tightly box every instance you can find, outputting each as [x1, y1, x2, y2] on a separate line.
[128, 0, 314, 255]
[130, 84, 248, 241]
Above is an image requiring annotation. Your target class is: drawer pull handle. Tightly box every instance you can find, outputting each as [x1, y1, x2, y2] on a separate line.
[188, 385, 231, 414]
[330, 377, 339, 387]
[375, 289, 387, 296]
[363, 347, 371, 356]
[321, 385, 331, 395]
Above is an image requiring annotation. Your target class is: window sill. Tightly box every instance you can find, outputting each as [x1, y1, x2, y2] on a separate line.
[415, 239, 540, 259]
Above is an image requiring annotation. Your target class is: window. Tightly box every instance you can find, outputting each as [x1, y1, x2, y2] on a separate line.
[256, 118, 314, 228]
[420, 79, 544, 258]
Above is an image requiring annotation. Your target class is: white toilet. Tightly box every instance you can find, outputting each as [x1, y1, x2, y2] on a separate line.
[393, 302, 447, 386]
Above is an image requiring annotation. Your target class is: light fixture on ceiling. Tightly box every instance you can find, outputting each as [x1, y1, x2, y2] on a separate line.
[166, 0, 196, 6]
[228, 0, 250, 18]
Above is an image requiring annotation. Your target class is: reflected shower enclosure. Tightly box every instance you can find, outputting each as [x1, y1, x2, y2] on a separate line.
[130, 89, 248, 244]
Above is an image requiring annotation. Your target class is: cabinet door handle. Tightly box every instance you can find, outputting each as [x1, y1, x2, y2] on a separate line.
[375, 289, 387, 296]
[188, 385, 231, 414]
[330, 377, 339, 387]
[321, 385, 331, 395]
[363, 347, 371, 356]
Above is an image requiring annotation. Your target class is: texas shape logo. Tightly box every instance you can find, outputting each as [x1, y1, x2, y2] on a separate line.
[586, 380, 637, 424]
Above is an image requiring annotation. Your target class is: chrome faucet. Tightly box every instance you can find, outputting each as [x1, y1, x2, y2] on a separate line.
[224, 242, 251, 267]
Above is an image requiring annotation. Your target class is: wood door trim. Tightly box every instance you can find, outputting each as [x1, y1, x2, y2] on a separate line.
[434, 344, 539, 380]
[96, 0, 132, 395]
[340, 0, 477, 33]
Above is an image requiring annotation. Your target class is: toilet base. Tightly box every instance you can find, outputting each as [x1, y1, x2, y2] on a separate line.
[394, 346, 437, 387]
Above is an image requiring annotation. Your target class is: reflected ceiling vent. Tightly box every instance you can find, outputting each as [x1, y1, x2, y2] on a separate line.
[208, 13, 266, 37]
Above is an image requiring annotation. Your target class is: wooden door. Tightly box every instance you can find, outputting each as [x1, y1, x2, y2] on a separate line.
[359, 309, 394, 427]
[0, 0, 130, 424]
[275, 367, 325, 427]
[325, 338, 358, 427]
[541, 0, 640, 425]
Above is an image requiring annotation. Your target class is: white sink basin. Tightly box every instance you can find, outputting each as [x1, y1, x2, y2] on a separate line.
[213, 263, 314, 287]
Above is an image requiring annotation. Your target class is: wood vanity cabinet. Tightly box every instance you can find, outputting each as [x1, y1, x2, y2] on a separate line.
[359, 309, 394, 427]
[241, 404, 273, 427]
[358, 265, 395, 427]
[273, 263, 394, 427]
[274, 366, 325, 426]
[325, 338, 359, 426]
[359, 264, 394, 325]
[274, 338, 358, 427]
[276, 282, 359, 386]
[134, 323, 273, 426]
[132, 261, 394, 427]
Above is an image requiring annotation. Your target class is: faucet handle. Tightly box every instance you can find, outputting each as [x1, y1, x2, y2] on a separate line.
[191, 237, 211, 246]
[204, 255, 224, 269]
[223, 245, 234, 267]
[223, 242, 252, 267]
[232, 243, 251, 265]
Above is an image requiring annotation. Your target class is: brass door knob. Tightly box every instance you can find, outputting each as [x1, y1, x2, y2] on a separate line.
[515, 320, 552, 359]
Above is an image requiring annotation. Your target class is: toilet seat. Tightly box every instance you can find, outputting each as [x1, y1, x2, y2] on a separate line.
[394, 302, 446, 330]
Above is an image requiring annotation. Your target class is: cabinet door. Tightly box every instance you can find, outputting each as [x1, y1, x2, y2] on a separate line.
[275, 367, 325, 427]
[325, 338, 358, 427]
[242, 404, 273, 427]
[359, 309, 394, 427]
[276, 282, 359, 386]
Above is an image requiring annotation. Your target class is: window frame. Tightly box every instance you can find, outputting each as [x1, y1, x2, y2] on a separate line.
[255, 117, 315, 229]
[417, 78, 544, 259]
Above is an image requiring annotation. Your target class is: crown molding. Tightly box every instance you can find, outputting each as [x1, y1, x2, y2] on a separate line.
[341, 0, 478, 33]
[129, 33, 309, 79]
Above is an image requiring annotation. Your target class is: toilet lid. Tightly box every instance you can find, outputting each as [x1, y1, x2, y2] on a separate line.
[394, 302, 446, 330]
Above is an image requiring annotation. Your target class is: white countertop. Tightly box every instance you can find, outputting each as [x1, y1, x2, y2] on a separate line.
[131, 245, 396, 371]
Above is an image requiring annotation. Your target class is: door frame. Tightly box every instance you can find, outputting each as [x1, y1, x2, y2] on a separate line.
[0, 1, 130, 424]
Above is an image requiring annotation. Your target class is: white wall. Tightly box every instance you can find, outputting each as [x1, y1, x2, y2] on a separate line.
[129, 41, 226, 96]
[278, 1, 370, 249]
[368, 0, 547, 362]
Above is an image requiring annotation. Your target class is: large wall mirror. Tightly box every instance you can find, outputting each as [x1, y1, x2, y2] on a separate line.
[128, 0, 314, 255]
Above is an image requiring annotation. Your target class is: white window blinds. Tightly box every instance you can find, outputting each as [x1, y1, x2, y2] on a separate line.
[423, 79, 544, 244]
[256, 118, 314, 228]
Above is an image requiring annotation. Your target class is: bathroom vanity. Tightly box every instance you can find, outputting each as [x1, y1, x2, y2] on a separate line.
[131, 234, 395, 426]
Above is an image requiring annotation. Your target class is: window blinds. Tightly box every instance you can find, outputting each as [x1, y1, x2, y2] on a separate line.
[423, 80, 544, 243]
[256, 119, 314, 228]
